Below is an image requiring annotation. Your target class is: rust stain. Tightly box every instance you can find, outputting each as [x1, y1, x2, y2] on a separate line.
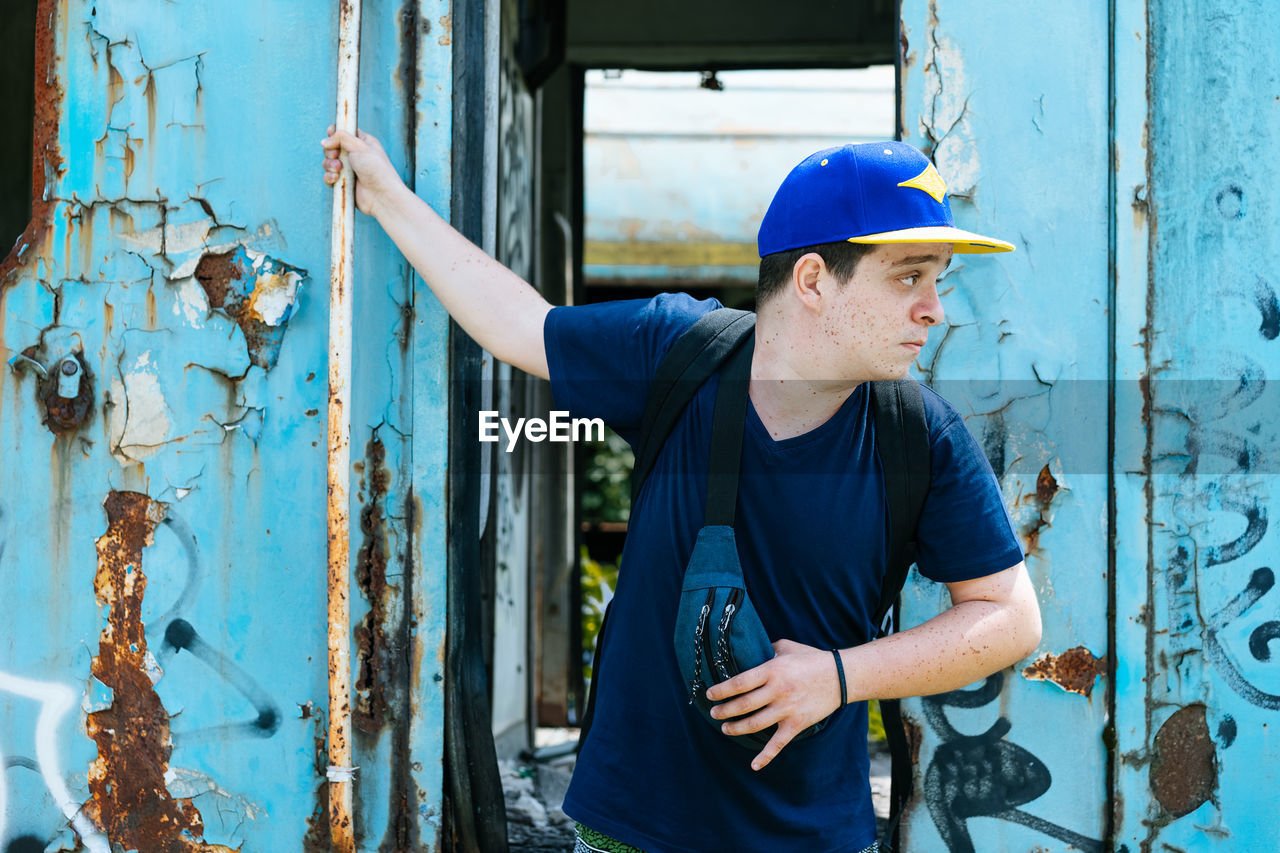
[1022, 646, 1107, 697]
[438, 13, 452, 46]
[303, 716, 333, 852]
[1, 0, 64, 283]
[1150, 704, 1217, 817]
[86, 491, 228, 852]
[195, 251, 238, 309]
[354, 434, 392, 734]
[1020, 464, 1060, 555]
[1035, 465, 1059, 505]
[144, 70, 157, 152]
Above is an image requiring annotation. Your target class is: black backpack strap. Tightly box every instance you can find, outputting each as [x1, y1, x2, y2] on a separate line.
[869, 378, 931, 853]
[703, 336, 753, 526]
[630, 308, 755, 508]
[581, 308, 754, 748]
[868, 378, 931, 637]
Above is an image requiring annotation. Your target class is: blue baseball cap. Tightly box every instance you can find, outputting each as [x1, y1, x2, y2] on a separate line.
[757, 141, 1014, 257]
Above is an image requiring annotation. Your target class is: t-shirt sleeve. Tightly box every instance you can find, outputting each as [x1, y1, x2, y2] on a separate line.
[913, 389, 1025, 583]
[543, 292, 720, 444]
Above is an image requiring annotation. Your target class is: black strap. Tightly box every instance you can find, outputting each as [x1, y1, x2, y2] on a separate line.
[704, 336, 753, 526]
[630, 309, 755, 509]
[868, 379, 931, 853]
[868, 379, 930, 639]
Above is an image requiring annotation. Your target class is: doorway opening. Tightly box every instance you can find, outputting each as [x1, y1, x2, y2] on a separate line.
[0, 1, 37, 261]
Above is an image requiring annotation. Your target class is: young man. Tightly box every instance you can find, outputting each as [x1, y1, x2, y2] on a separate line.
[321, 132, 1041, 852]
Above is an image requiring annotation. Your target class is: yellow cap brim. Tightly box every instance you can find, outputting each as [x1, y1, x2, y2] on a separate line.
[848, 226, 1015, 254]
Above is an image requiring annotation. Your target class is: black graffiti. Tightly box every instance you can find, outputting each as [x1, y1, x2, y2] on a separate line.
[1204, 568, 1280, 710]
[1206, 494, 1268, 566]
[1255, 277, 1280, 340]
[152, 514, 203, 627]
[5, 836, 48, 853]
[498, 53, 532, 281]
[162, 618, 281, 743]
[1217, 715, 1237, 748]
[1249, 622, 1280, 662]
[1185, 428, 1261, 477]
[980, 410, 1006, 478]
[1181, 356, 1266, 424]
[921, 673, 1104, 853]
[146, 512, 281, 744]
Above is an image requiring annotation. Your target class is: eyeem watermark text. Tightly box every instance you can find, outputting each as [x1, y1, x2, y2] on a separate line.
[479, 411, 604, 451]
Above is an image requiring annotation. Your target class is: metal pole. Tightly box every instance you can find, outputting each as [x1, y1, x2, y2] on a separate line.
[327, 0, 361, 849]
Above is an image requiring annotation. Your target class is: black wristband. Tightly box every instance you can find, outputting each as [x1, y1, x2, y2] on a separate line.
[831, 649, 847, 707]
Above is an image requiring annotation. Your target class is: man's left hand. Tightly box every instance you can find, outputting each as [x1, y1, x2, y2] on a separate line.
[705, 639, 844, 771]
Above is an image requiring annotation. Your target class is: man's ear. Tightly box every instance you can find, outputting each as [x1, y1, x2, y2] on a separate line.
[791, 253, 827, 311]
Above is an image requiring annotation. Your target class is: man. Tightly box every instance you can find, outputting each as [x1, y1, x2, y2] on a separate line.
[321, 131, 1041, 852]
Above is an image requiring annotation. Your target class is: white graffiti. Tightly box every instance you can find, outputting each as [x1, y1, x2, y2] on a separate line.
[0, 671, 109, 853]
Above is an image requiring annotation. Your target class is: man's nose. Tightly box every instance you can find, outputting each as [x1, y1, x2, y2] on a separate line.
[915, 284, 945, 327]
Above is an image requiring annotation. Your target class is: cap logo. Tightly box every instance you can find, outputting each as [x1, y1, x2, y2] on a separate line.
[896, 162, 948, 203]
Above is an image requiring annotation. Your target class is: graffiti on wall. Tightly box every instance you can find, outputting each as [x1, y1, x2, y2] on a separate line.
[0, 497, 281, 852]
[921, 673, 1104, 853]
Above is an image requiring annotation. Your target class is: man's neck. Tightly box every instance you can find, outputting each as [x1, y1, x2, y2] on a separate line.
[749, 314, 866, 441]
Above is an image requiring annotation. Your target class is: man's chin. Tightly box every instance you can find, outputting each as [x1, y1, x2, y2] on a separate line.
[876, 361, 913, 381]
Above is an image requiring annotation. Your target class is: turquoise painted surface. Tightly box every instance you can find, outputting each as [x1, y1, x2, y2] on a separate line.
[0, 1, 448, 849]
[1114, 0, 1280, 849]
[898, 1, 1111, 851]
[901, 1, 1280, 850]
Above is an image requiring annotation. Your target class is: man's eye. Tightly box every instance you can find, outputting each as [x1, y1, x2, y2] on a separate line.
[900, 273, 920, 287]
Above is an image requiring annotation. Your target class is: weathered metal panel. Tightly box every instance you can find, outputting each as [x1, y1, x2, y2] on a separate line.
[898, 2, 1112, 850]
[1112, 1, 1280, 849]
[490, 10, 537, 749]
[408, 0, 454, 844]
[0, 1, 445, 849]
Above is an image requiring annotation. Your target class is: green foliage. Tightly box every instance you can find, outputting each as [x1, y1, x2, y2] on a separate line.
[580, 429, 633, 525]
[580, 545, 619, 684]
[867, 699, 886, 743]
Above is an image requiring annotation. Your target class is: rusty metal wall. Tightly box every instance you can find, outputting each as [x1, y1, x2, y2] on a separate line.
[1114, 0, 1280, 848]
[899, 1, 1280, 851]
[0, 0, 453, 849]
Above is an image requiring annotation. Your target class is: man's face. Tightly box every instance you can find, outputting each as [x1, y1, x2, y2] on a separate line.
[815, 242, 951, 381]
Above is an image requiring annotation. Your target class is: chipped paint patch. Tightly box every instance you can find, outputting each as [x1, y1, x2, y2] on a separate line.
[194, 246, 306, 369]
[118, 351, 173, 457]
[1022, 646, 1107, 697]
[1150, 704, 1217, 818]
[117, 216, 214, 259]
[171, 276, 209, 328]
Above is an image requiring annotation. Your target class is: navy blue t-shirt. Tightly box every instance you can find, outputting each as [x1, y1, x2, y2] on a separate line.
[546, 293, 1023, 853]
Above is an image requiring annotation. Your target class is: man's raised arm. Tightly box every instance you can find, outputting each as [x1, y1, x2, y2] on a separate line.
[321, 127, 552, 380]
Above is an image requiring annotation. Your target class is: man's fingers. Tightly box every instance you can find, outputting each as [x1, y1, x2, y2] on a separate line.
[705, 663, 769, 702]
[720, 706, 779, 737]
[750, 724, 799, 772]
[709, 686, 769, 721]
